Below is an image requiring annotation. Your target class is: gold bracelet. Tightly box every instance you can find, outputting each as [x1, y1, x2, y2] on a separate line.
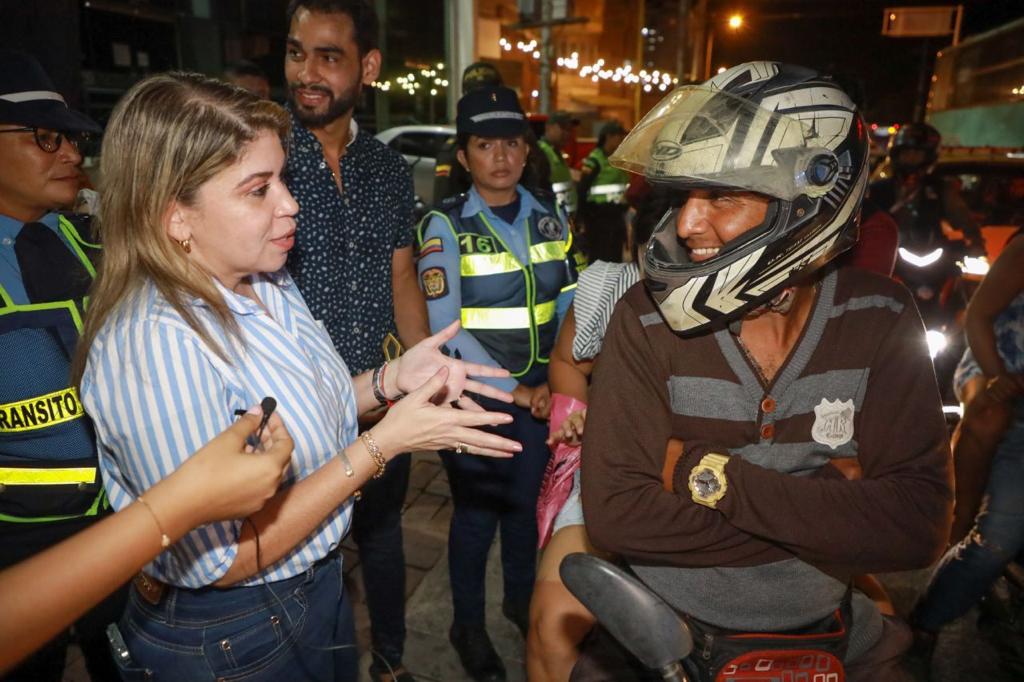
[136, 495, 171, 548]
[359, 431, 387, 479]
[338, 449, 362, 500]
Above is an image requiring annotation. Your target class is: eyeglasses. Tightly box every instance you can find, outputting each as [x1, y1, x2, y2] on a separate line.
[0, 126, 92, 153]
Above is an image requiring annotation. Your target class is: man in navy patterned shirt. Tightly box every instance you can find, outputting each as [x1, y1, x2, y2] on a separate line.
[282, 2, 430, 680]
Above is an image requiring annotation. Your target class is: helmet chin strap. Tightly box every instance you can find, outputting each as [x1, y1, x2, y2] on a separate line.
[728, 286, 798, 336]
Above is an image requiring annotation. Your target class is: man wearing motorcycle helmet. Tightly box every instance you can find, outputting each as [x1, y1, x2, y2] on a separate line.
[871, 121, 983, 250]
[580, 62, 953, 681]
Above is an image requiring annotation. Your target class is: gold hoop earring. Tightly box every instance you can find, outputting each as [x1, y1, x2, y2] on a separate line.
[177, 238, 191, 254]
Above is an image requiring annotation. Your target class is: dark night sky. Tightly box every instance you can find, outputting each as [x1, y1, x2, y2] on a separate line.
[708, 0, 1024, 123]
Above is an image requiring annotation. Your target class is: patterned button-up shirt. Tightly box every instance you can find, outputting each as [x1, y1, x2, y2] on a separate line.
[285, 109, 415, 374]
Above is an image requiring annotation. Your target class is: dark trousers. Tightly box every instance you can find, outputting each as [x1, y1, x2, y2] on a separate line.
[0, 517, 127, 682]
[351, 452, 412, 671]
[440, 397, 551, 626]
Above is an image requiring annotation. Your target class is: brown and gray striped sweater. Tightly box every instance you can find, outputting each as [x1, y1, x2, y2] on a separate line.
[582, 266, 953, 651]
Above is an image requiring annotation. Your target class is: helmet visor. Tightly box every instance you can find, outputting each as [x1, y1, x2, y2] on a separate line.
[610, 86, 835, 201]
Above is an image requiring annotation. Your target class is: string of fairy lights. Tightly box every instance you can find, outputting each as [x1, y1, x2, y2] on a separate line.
[371, 34, 679, 97]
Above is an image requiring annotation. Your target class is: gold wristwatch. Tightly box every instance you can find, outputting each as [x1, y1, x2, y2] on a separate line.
[688, 453, 730, 508]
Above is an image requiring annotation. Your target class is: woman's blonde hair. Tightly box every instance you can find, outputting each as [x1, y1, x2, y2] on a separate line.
[71, 72, 290, 386]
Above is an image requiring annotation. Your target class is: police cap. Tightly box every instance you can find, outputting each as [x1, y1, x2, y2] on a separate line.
[456, 86, 527, 138]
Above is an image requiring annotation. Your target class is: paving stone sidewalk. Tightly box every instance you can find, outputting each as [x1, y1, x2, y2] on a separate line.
[345, 452, 527, 682]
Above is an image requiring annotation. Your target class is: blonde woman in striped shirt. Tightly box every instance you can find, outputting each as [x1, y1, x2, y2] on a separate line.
[71, 72, 520, 682]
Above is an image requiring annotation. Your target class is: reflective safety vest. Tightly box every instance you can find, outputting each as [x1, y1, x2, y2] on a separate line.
[583, 147, 629, 204]
[425, 198, 577, 377]
[538, 139, 577, 214]
[0, 214, 108, 524]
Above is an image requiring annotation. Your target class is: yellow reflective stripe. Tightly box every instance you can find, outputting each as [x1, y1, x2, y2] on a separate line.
[461, 300, 557, 330]
[561, 282, 578, 293]
[57, 215, 97, 278]
[0, 466, 96, 485]
[534, 299, 557, 324]
[589, 184, 629, 195]
[529, 241, 566, 264]
[461, 252, 521, 277]
[462, 306, 530, 329]
[0, 387, 85, 433]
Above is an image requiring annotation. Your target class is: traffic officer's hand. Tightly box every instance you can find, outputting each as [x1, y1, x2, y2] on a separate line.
[530, 382, 551, 420]
[390, 321, 513, 409]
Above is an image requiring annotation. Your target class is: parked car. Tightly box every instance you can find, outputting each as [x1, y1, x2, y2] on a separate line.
[375, 124, 455, 215]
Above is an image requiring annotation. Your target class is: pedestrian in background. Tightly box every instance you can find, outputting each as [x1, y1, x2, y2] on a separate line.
[537, 111, 579, 216]
[578, 121, 630, 262]
[281, 1, 430, 680]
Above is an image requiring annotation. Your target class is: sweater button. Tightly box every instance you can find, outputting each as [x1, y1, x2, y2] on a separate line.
[760, 423, 774, 440]
[761, 397, 776, 413]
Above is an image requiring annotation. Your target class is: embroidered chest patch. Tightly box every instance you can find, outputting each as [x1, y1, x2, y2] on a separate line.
[811, 398, 855, 450]
[537, 215, 562, 241]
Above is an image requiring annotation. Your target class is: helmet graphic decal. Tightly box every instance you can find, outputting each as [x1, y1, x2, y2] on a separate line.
[612, 61, 868, 335]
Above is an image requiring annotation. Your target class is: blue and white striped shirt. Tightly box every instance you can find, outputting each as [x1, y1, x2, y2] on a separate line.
[81, 271, 357, 588]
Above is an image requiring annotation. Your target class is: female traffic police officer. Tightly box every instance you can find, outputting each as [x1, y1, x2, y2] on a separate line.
[416, 85, 579, 682]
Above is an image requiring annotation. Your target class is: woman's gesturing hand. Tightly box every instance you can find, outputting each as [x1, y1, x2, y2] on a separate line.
[388, 321, 513, 408]
[374, 366, 522, 458]
[176, 411, 294, 525]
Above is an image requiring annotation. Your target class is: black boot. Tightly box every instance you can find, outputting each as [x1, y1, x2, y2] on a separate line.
[449, 623, 506, 682]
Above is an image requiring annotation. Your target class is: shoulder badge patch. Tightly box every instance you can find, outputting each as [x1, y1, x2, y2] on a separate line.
[418, 237, 444, 259]
[421, 267, 449, 300]
[811, 398, 855, 450]
[537, 215, 563, 241]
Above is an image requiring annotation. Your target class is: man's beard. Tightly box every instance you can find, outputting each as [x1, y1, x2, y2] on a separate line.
[289, 79, 363, 128]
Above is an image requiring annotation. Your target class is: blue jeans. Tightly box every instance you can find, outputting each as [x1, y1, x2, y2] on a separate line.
[112, 553, 358, 681]
[352, 452, 411, 671]
[914, 413, 1024, 631]
[441, 391, 551, 626]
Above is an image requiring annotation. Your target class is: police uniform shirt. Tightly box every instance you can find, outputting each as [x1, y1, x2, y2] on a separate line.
[416, 185, 575, 392]
[0, 212, 94, 461]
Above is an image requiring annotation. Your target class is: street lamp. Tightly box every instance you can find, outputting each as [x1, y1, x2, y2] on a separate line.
[705, 12, 745, 79]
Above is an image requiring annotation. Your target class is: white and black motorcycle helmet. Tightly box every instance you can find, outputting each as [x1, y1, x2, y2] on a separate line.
[611, 61, 869, 335]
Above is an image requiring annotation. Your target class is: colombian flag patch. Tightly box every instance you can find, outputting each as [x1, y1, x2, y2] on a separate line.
[418, 237, 444, 258]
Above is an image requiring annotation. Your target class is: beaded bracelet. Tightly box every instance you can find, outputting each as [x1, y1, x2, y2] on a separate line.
[360, 431, 387, 479]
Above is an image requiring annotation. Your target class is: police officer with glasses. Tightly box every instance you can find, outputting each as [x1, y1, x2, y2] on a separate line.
[0, 49, 120, 682]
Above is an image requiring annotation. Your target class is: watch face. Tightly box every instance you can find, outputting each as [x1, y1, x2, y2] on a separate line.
[694, 468, 721, 497]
